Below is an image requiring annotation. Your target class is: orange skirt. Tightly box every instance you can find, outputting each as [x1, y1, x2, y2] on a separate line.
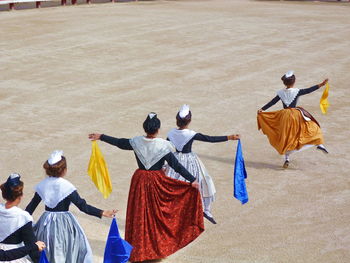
[257, 108, 324, 155]
[125, 169, 204, 262]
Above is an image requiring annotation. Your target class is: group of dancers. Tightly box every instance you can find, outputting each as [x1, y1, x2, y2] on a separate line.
[0, 71, 329, 263]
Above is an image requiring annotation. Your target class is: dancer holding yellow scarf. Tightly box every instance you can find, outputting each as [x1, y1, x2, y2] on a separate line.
[257, 71, 329, 168]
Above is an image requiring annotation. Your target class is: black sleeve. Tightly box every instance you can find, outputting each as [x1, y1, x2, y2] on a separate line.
[164, 152, 196, 183]
[70, 191, 103, 218]
[100, 134, 133, 150]
[20, 222, 40, 263]
[193, 133, 228, 143]
[298, 85, 320, 96]
[0, 244, 37, 261]
[261, 95, 280, 111]
[25, 192, 42, 215]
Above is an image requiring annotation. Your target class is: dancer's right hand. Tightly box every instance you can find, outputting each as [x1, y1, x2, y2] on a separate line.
[191, 181, 199, 190]
[228, 134, 240, 140]
[88, 133, 102, 141]
[102, 209, 118, 218]
[257, 109, 263, 114]
[35, 241, 46, 251]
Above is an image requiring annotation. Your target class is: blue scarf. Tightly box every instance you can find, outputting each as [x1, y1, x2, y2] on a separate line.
[104, 218, 133, 263]
[234, 140, 248, 204]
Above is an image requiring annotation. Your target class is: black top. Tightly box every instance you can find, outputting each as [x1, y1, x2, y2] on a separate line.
[25, 190, 102, 218]
[0, 243, 38, 261]
[261, 85, 320, 110]
[170, 133, 228, 153]
[100, 134, 196, 183]
[1, 222, 40, 263]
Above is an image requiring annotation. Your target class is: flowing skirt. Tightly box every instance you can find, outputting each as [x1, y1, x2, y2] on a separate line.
[165, 152, 216, 201]
[125, 169, 204, 262]
[257, 108, 324, 155]
[33, 211, 93, 263]
[0, 243, 31, 263]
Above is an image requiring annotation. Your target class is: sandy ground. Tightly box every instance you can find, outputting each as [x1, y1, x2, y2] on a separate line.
[1, 0, 350, 262]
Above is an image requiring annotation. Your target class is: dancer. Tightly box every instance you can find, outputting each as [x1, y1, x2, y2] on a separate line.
[165, 104, 240, 224]
[0, 173, 41, 263]
[257, 71, 328, 168]
[88, 112, 204, 262]
[25, 150, 116, 263]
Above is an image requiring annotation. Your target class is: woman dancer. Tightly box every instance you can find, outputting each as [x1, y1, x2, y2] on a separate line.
[165, 104, 240, 224]
[26, 151, 116, 263]
[88, 112, 204, 262]
[257, 71, 328, 168]
[0, 173, 42, 263]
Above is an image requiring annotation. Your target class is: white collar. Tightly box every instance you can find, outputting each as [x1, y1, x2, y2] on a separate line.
[35, 177, 76, 209]
[129, 136, 175, 170]
[167, 128, 196, 151]
[277, 88, 300, 107]
[0, 204, 33, 242]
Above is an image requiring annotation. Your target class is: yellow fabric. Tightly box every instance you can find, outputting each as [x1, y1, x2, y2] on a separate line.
[257, 109, 324, 155]
[88, 141, 112, 199]
[320, 83, 330, 114]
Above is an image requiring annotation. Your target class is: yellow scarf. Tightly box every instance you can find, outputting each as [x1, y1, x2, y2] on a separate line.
[88, 141, 112, 199]
[320, 82, 330, 114]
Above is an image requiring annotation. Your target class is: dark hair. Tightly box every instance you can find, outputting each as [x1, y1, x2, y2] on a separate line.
[143, 113, 161, 135]
[281, 74, 296, 87]
[1, 176, 24, 202]
[176, 111, 192, 128]
[43, 156, 67, 177]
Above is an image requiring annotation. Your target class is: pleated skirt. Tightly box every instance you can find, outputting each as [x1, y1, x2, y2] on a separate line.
[34, 211, 92, 263]
[125, 169, 204, 262]
[257, 108, 324, 155]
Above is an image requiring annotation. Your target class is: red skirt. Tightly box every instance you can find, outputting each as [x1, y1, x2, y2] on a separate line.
[125, 169, 204, 262]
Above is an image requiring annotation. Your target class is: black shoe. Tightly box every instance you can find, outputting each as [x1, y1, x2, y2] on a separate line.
[283, 160, 289, 169]
[317, 146, 329, 154]
[203, 212, 217, 224]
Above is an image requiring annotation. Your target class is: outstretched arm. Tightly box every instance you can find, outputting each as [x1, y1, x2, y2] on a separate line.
[70, 191, 117, 218]
[299, 79, 328, 96]
[194, 133, 239, 142]
[89, 133, 133, 150]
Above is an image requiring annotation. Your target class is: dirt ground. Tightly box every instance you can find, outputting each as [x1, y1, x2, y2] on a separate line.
[1, 0, 349, 262]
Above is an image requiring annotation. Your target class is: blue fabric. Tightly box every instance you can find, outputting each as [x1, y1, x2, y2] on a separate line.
[103, 218, 133, 263]
[39, 250, 50, 263]
[233, 140, 248, 204]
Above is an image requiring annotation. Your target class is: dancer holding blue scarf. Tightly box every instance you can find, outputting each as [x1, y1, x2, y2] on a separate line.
[165, 105, 240, 224]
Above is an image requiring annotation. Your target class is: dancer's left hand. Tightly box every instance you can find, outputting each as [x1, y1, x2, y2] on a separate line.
[89, 133, 102, 141]
[319, 78, 329, 87]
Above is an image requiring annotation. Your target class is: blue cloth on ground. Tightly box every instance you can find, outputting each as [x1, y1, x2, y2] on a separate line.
[103, 218, 133, 263]
[233, 140, 248, 204]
